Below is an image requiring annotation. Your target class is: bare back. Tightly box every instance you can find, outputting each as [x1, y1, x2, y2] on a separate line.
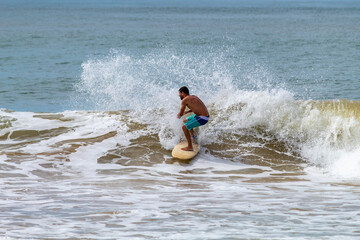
[182, 95, 209, 117]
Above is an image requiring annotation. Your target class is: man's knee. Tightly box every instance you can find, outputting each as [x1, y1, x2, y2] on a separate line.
[182, 125, 188, 131]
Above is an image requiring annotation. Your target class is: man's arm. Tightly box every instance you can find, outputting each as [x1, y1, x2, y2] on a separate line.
[184, 110, 192, 114]
[177, 100, 187, 119]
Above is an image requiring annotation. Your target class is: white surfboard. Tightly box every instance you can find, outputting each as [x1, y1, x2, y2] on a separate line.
[172, 141, 200, 160]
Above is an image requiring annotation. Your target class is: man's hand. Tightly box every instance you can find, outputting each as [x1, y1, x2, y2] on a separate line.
[178, 110, 192, 119]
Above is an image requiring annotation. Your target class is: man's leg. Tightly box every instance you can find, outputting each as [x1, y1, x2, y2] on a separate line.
[189, 129, 194, 136]
[184, 118, 197, 144]
[189, 129, 198, 144]
[181, 125, 193, 151]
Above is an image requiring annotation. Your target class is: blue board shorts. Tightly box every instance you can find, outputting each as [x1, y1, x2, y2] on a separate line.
[184, 114, 209, 130]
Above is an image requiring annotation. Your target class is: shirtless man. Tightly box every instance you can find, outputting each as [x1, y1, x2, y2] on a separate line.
[177, 86, 209, 151]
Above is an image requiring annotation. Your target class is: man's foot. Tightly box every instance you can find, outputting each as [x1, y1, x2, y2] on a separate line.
[181, 146, 194, 151]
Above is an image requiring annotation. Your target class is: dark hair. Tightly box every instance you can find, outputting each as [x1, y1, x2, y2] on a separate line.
[179, 86, 189, 95]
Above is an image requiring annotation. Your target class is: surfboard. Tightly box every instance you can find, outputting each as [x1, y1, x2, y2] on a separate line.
[172, 141, 200, 160]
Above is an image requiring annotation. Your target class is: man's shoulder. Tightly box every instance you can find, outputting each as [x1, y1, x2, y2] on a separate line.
[182, 95, 192, 101]
[183, 95, 199, 104]
[187, 95, 199, 100]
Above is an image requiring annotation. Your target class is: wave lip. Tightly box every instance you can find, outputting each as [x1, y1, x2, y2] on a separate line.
[211, 90, 360, 179]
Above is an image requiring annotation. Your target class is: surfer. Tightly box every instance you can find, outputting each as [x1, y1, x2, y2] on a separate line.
[177, 86, 209, 151]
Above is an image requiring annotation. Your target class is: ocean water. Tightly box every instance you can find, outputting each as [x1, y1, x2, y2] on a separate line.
[1, 0, 360, 239]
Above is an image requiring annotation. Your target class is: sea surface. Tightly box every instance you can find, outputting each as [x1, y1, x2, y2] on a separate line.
[1, 0, 360, 239]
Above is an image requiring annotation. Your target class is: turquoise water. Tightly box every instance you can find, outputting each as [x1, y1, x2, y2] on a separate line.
[1, 0, 359, 112]
[1, 1, 360, 239]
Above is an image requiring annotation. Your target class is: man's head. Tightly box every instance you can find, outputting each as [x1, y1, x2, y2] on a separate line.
[179, 86, 189, 100]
